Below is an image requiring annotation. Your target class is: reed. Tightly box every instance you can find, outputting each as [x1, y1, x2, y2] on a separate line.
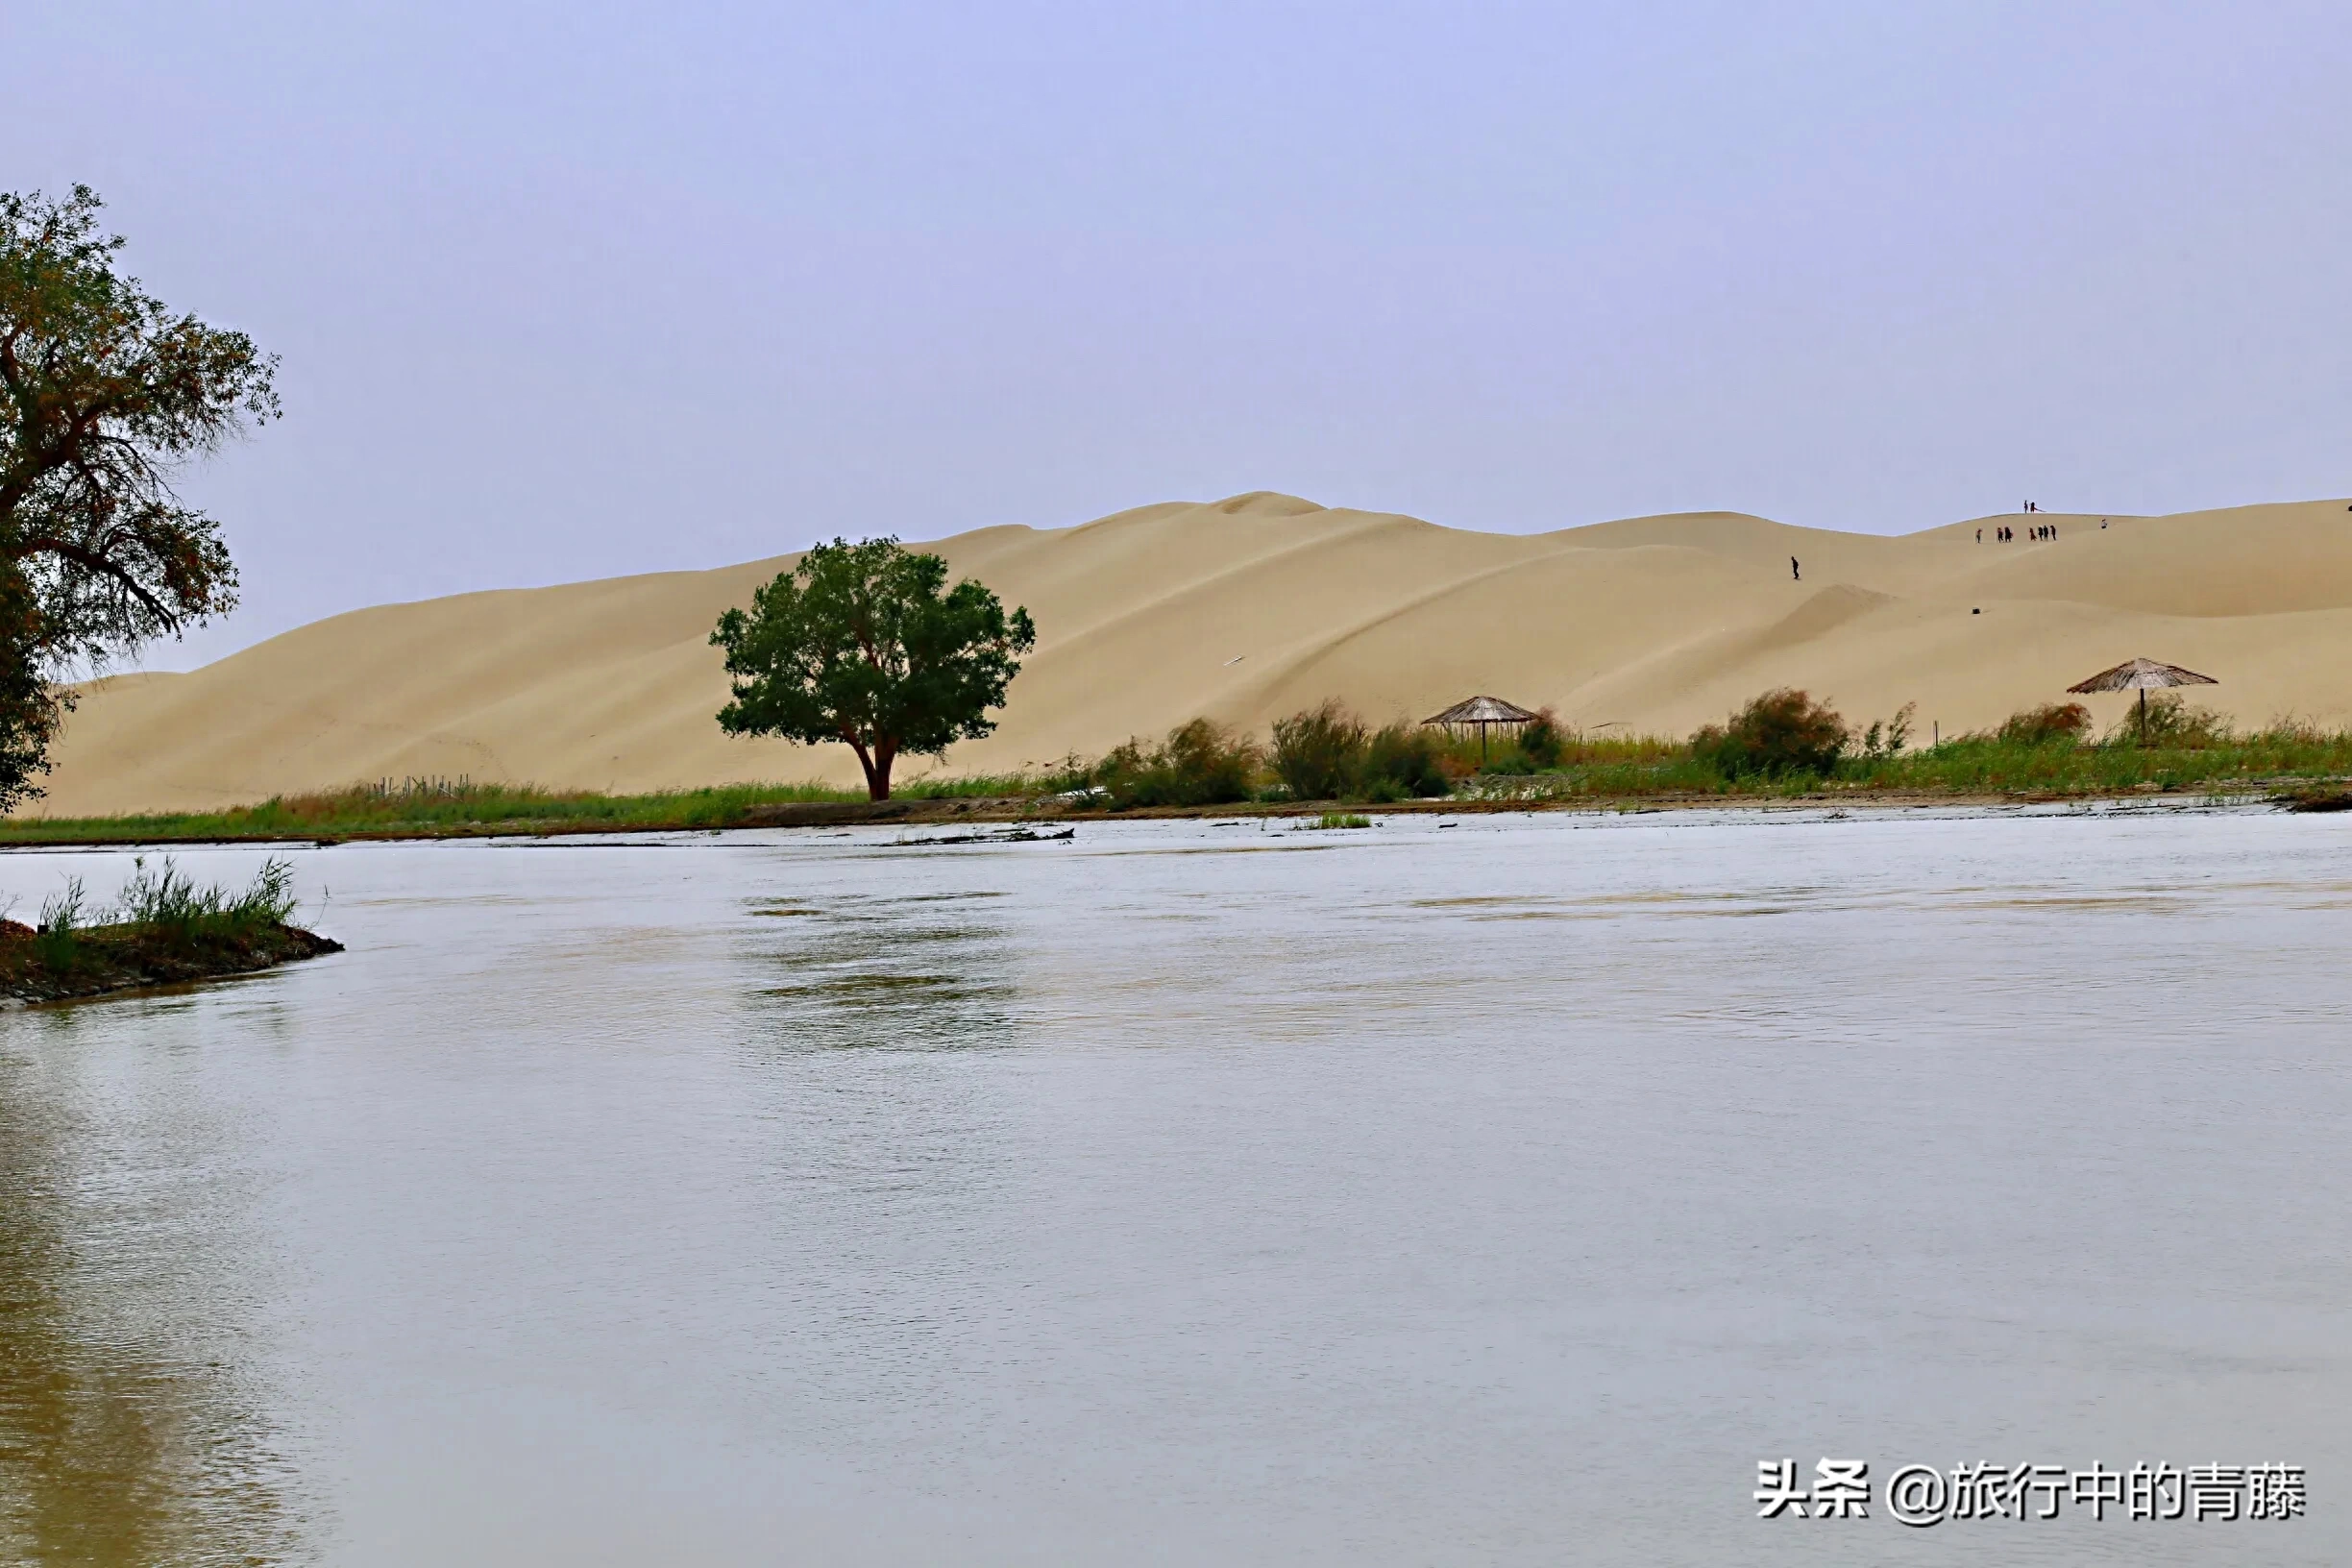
[4, 856, 336, 1001]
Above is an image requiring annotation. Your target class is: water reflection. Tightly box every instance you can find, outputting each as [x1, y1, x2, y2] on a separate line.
[0, 1010, 303, 1566]
[746, 882, 1020, 1051]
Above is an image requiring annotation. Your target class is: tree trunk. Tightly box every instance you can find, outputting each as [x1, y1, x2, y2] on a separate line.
[863, 743, 897, 801]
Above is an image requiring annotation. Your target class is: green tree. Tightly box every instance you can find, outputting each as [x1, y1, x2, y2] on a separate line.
[711, 537, 1037, 800]
[0, 185, 277, 808]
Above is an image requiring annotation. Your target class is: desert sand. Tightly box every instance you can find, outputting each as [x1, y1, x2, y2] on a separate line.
[30, 493, 2352, 816]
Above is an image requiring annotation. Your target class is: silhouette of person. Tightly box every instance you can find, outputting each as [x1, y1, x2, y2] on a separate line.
[1976, 528, 1982, 543]
[1791, 556, 1801, 581]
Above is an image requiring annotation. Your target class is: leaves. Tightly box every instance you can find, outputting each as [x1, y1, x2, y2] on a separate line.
[0, 186, 273, 672]
[710, 537, 1036, 799]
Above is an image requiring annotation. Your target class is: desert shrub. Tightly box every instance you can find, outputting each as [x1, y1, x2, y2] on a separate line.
[1691, 689, 1848, 778]
[1309, 812, 1372, 829]
[1995, 702, 2092, 746]
[1857, 702, 1917, 758]
[1357, 723, 1451, 801]
[1519, 708, 1564, 769]
[2106, 695, 2232, 748]
[1270, 700, 1368, 802]
[1094, 719, 1260, 808]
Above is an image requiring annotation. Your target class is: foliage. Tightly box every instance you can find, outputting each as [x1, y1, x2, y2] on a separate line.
[0, 569, 63, 812]
[1518, 708, 1564, 769]
[1094, 719, 1259, 809]
[1269, 699, 1368, 801]
[35, 873, 88, 970]
[0, 186, 276, 804]
[1994, 702, 2092, 746]
[1358, 722, 1451, 801]
[0, 774, 1106, 844]
[112, 855, 297, 941]
[3, 856, 330, 1000]
[711, 536, 1036, 800]
[1857, 701, 1916, 759]
[2109, 693, 2232, 748]
[1309, 812, 1372, 829]
[1690, 689, 1849, 778]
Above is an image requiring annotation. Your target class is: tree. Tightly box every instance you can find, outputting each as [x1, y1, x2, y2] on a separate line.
[0, 185, 278, 808]
[711, 537, 1037, 800]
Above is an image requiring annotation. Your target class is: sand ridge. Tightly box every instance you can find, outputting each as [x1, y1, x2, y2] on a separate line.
[32, 493, 2352, 815]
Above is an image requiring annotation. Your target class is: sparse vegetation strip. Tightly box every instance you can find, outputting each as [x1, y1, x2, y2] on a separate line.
[10, 692, 2352, 845]
[1, 856, 340, 1002]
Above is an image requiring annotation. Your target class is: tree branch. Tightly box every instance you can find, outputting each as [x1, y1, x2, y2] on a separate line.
[11, 534, 172, 624]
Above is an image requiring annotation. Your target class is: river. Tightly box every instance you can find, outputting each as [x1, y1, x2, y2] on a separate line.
[1, 806, 2346, 1565]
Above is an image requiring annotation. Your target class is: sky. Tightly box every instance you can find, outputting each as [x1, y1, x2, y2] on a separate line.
[9, 0, 2351, 668]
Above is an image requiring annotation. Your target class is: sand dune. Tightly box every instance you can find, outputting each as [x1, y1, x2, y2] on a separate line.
[32, 492, 2352, 815]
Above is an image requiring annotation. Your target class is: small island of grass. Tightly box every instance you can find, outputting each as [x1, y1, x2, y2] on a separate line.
[2, 857, 341, 1004]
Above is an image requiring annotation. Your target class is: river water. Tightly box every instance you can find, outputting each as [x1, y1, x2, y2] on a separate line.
[1, 807, 2346, 1566]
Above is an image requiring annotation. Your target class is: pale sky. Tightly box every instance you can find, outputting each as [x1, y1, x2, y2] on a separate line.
[10, 1, 2350, 668]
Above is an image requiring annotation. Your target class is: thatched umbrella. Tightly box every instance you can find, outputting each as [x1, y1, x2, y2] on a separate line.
[1423, 695, 1539, 761]
[2067, 656, 2217, 745]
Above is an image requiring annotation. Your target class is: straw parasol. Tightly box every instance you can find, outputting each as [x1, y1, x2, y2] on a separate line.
[1423, 695, 1539, 761]
[2067, 656, 2217, 745]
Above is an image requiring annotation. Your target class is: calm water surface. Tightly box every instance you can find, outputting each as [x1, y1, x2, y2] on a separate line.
[1, 808, 2347, 1565]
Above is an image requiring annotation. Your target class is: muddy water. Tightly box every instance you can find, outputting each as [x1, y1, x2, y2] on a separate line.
[1, 808, 2347, 1566]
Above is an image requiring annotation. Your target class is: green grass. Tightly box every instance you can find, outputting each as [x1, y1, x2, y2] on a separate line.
[1450, 728, 2352, 803]
[7, 855, 336, 1001]
[0, 773, 1072, 845]
[1307, 812, 1374, 829]
[12, 720, 2352, 848]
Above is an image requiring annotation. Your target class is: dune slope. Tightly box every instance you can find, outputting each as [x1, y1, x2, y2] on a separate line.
[35, 493, 2352, 815]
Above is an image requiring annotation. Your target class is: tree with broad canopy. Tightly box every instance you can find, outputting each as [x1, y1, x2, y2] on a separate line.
[711, 537, 1036, 800]
[0, 185, 278, 809]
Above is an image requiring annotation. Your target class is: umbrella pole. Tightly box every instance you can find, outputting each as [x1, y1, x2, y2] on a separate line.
[2139, 688, 2147, 747]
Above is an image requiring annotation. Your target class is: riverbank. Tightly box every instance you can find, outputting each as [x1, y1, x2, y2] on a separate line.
[0, 914, 341, 1002]
[0, 856, 342, 1003]
[2, 770, 2346, 845]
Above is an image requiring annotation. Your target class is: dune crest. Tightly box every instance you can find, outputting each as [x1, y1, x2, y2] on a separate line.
[31, 496, 2352, 815]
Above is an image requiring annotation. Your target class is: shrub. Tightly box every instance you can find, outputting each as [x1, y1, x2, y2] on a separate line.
[1691, 689, 1848, 778]
[1857, 702, 1917, 759]
[1357, 723, 1451, 800]
[1270, 700, 1367, 801]
[1995, 702, 2091, 746]
[1519, 708, 1565, 769]
[1094, 719, 1260, 808]
[2108, 694, 2232, 748]
[1309, 812, 1372, 829]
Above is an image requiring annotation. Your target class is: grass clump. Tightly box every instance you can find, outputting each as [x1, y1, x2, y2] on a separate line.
[4, 856, 337, 1002]
[1308, 812, 1373, 830]
[1266, 702, 1451, 802]
[1269, 700, 1367, 801]
[1358, 722, 1450, 801]
[1518, 709, 1565, 769]
[1094, 719, 1261, 809]
[2112, 694, 2233, 748]
[1996, 702, 2093, 746]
